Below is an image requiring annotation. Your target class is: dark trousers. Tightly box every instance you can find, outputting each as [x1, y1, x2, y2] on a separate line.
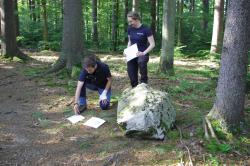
[79, 83, 111, 110]
[127, 57, 148, 88]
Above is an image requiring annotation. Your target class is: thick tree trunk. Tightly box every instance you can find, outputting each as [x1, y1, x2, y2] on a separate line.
[46, 0, 84, 74]
[0, 0, 28, 60]
[208, 0, 250, 130]
[92, 0, 98, 47]
[159, 0, 176, 73]
[210, 0, 224, 53]
[150, 0, 156, 37]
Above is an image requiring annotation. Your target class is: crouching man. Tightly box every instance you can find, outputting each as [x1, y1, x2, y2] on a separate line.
[73, 55, 112, 114]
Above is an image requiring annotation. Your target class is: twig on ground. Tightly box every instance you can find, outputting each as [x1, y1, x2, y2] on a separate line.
[176, 124, 194, 166]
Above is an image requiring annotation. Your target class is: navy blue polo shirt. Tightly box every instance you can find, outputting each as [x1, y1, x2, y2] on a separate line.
[128, 24, 153, 55]
[79, 61, 111, 89]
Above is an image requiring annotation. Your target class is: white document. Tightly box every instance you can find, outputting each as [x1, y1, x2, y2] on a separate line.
[123, 43, 138, 62]
[83, 117, 106, 128]
[67, 115, 85, 124]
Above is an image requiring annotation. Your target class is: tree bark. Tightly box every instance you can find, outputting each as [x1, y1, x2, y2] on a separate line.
[159, 0, 176, 73]
[202, 0, 209, 32]
[91, 0, 98, 47]
[210, 0, 224, 53]
[208, 0, 250, 130]
[124, 0, 129, 43]
[46, 0, 85, 74]
[41, 0, 48, 41]
[132, 0, 139, 12]
[177, 0, 183, 46]
[151, 0, 156, 38]
[14, 0, 19, 36]
[111, 0, 118, 51]
[0, 0, 28, 60]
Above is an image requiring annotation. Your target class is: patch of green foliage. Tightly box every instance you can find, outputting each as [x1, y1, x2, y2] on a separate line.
[205, 139, 231, 154]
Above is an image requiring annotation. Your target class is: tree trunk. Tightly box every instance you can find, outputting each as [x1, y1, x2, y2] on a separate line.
[111, 0, 118, 51]
[202, 0, 209, 32]
[14, 0, 19, 36]
[190, 0, 195, 32]
[177, 0, 183, 46]
[41, 0, 48, 41]
[132, 0, 139, 12]
[159, 0, 176, 74]
[151, 0, 156, 37]
[210, 0, 224, 53]
[208, 0, 250, 131]
[46, 0, 85, 74]
[124, 0, 129, 43]
[91, 0, 98, 47]
[0, 0, 28, 60]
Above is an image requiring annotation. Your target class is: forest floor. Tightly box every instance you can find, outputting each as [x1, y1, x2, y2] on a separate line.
[0, 50, 250, 165]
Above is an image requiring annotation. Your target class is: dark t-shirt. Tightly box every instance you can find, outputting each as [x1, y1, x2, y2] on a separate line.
[128, 24, 153, 55]
[79, 61, 111, 89]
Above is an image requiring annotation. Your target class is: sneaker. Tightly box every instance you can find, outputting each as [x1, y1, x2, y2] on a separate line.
[79, 105, 87, 113]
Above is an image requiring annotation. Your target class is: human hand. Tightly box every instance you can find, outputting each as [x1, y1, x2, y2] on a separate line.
[73, 103, 80, 114]
[99, 90, 107, 101]
[136, 51, 144, 56]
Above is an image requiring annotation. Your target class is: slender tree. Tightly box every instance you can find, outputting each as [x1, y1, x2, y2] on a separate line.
[41, 0, 48, 41]
[132, 0, 139, 12]
[202, 0, 209, 32]
[151, 0, 156, 37]
[207, 0, 250, 131]
[111, 0, 118, 51]
[92, 0, 98, 47]
[14, 0, 19, 36]
[177, 0, 183, 46]
[210, 0, 224, 53]
[124, 0, 129, 43]
[0, 0, 28, 60]
[159, 0, 176, 73]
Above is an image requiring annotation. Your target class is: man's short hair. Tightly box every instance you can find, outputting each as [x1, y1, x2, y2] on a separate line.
[127, 11, 141, 20]
[83, 55, 97, 68]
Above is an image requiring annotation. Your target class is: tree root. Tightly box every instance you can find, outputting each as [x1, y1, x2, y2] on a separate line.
[204, 117, 220, 144]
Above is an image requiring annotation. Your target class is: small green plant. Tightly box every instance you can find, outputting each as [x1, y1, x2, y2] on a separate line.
[205, 139, 231, 154]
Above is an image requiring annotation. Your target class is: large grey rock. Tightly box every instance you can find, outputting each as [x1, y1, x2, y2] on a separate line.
[117, 83, 176, 140]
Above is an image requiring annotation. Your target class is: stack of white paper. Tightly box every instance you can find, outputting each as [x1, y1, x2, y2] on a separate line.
[67, 115, 85, 124]
[123, 43, 138, 62]
[83, 117, 106, 128]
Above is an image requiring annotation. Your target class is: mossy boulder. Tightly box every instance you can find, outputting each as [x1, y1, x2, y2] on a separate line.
[117, 83, 176, 140]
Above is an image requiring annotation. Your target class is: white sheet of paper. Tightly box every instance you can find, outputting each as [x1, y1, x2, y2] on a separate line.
[123, 43, 138, 62]
[83, 117, 106, 128]
[67, 115, 85, 124]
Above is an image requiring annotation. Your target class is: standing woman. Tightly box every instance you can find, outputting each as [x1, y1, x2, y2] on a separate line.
[126, 11, 155, 87]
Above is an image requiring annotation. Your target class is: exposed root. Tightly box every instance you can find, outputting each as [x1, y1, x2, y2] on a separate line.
[205, 117, 220, 144]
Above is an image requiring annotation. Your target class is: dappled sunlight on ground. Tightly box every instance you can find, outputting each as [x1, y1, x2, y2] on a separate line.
[0, 52, 249, 165]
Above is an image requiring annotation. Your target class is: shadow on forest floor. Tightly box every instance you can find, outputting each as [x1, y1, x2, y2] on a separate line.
[0, 50, 249, 165]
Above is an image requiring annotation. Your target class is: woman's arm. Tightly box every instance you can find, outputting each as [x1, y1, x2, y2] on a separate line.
[143, 35, 155, 55]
